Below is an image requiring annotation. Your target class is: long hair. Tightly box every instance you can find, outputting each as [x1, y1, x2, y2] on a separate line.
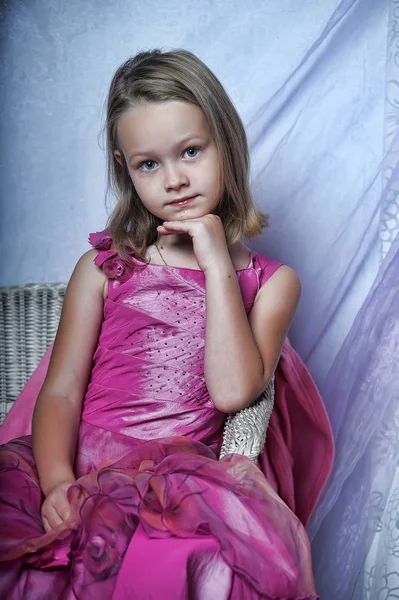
[105, 48, 268, 263]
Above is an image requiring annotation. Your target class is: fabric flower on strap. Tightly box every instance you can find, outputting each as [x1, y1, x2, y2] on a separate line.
[88, 230, 134, 283]
[88, 230, 112, 251]
[101, 254, 134, 283]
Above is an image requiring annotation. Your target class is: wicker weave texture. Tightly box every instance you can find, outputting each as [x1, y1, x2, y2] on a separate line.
[0, 283, 66, 423]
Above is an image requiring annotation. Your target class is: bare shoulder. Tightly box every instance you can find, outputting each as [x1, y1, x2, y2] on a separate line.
[73, 249, 103, 274]
[68, 249, 108, 300]
[261, 264, 301, 294]
[59, 249, 108, 336]
[254, 264, 301, 313]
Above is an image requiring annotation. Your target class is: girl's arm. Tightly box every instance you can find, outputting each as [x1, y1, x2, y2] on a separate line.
[204, 262, 300, 412]
[157, 215, 300, 413]
[32, 250, 106, 497]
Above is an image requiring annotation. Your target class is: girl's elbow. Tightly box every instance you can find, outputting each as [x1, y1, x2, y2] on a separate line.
[211, 390, 257, 414]
[210, 375, 273, 413]
[211, 398, 233, 413]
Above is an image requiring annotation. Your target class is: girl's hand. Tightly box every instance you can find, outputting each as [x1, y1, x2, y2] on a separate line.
[41, 480, 76, 533]
[157, 214, 231, 273]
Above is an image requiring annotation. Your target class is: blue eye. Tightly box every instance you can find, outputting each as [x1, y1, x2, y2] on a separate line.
[184, 148, 200, 159]
[140, 160, 158, 171]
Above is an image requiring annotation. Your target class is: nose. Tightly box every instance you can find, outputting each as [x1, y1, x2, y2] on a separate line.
[163, 162, 189, 191]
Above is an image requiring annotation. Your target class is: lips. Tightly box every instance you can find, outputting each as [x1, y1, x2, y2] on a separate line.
[167, 195, 197, 207]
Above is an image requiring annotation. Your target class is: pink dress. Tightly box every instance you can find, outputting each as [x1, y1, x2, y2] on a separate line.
[0, 232, 334, 599]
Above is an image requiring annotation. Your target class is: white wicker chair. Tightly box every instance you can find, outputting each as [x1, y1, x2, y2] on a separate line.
[0, 283, 66, 424]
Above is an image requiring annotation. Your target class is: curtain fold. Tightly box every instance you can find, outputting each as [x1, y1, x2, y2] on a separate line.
[247, 1, 396, 597]
[309, 234, 399, 598]
[307, 2, 399, 596]
[248, 0, 386, 386]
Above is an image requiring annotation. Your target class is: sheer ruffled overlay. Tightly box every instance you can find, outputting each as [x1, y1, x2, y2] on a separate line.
[0, 434, 318, 599]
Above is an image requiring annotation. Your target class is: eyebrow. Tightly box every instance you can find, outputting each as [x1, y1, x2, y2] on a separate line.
[128, 134, 207, 163]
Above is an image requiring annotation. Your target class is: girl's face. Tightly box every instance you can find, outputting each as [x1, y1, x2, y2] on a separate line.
[115, 101, 222, 221]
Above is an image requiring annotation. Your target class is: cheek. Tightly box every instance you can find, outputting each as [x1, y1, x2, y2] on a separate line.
[207, 153, 222, 193]
[208, 164, 222, 197]
[129, 174, 154, 201]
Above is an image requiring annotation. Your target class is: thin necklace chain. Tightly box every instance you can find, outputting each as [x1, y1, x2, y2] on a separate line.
[154, 241, 168, 266]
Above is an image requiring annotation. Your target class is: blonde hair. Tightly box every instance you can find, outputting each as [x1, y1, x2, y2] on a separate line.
[105, 48, 268, 262]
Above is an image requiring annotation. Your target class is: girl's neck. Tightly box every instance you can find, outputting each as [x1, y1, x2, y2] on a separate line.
[151, 235, 198, 269]
[156, 233, 192, 250]
[146, 236, 251, 271]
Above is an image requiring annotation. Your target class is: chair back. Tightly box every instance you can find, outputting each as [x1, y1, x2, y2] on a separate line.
[0, 283, 66, 424]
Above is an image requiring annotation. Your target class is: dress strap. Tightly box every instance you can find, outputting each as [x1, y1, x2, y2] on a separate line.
[251, 251, 283, 288]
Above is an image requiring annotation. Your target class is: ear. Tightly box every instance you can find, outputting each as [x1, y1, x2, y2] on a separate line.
[114, 150, 123, 166]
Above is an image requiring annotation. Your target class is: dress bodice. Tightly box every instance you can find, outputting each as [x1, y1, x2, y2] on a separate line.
[82, 232, 282, 452]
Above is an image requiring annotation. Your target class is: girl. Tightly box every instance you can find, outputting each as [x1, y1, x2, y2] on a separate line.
[0, 49, 334, 599]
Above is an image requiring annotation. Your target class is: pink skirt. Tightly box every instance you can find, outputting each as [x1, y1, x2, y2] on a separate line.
[0, 432, 318, 599]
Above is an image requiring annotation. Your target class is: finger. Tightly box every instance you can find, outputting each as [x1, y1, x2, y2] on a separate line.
[53, 494, 73, 522]
[156, 226, 180, 236]
[162, 217, 202, 224]
[42, 505, 63, 531]
[58, 505, 71, 521]
[157, 222, 196, 236]
[42, 515, 52, 533]
[161, 221, 196, 231]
